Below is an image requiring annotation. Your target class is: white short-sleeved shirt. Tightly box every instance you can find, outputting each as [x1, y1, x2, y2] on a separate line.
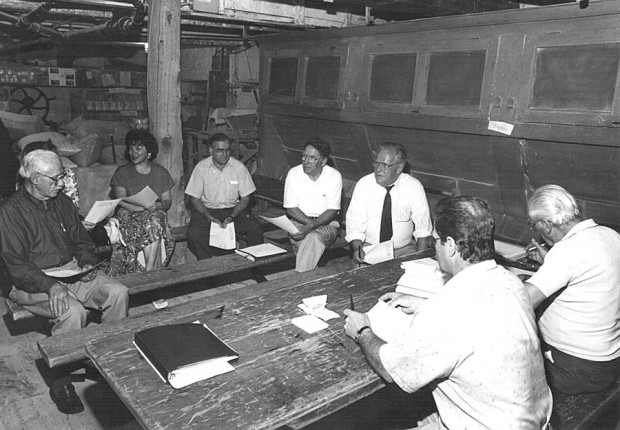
[283, 165, 342, 217]
[527, 219, 620, 361]
[345, 173, 432, 248]
[380, 261, 552, 429]
[185, 157, 256, 209]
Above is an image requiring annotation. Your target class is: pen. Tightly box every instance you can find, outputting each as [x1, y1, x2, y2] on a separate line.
[350, 293, 354, 311]
[525, 242, 548, 253]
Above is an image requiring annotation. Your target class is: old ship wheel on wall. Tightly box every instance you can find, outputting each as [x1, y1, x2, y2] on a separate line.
[10, 86, 56, 121]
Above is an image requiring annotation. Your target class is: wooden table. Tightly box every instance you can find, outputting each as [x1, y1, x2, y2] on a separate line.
[86, 249, 433, 430]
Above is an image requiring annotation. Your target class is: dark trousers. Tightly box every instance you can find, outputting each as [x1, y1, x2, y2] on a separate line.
[543, 342, 620, 394]
[187, 208, 263, 260]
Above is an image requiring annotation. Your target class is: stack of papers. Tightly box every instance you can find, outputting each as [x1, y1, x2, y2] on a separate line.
[292, 295, 339, 334]
[396, 257, 447, 298]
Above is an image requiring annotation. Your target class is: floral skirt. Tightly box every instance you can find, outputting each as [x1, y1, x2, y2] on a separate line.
[106, 207, 175, 277]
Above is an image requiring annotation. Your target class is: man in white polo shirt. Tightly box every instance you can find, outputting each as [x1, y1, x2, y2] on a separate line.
[525, 184, 620, 394]
[283, 138, 342, 272]
[185, 133, 263, 260]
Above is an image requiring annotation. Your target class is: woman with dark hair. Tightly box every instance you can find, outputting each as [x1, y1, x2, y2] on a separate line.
[108, 130, 175, 307]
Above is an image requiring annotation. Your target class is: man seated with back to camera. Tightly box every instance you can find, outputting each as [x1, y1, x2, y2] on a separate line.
[524, 184, 620, 394]
[344, 196, 552, 429]
[0, 149, 128, 415]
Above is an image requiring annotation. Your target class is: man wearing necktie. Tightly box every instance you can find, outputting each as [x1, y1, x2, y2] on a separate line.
[346, 142, 433, 265]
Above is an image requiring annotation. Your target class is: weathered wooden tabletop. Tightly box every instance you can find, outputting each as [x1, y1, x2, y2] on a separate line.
[86, 249, 432, 430]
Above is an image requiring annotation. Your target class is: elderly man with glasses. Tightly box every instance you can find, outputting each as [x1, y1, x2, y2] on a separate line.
[186, 132, 263, 260]
[283, 137, 342, 272]
[524, 184, 620, 395]
[0, 149, 128, 414]
[345, 142, 433, 265]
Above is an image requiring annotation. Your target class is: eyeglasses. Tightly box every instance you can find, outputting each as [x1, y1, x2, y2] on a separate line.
[527, 218, 543, 231]
[213, 148, 231, 155]
[301, 154, 322, 163]
[38, 172, 66, 182]
[372, 161, 400, 170]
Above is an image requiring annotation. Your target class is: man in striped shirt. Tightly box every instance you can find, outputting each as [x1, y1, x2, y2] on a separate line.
[346, 142, 433, 264]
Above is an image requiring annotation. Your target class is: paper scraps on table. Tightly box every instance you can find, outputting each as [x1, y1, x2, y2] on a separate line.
[297, 294, 340, 321]
[291, 315, 329, 334]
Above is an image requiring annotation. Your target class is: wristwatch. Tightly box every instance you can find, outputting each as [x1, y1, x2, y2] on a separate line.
[354, 326, 371, 344]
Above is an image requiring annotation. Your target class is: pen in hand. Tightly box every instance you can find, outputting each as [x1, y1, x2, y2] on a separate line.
[350, 293, 354, 311]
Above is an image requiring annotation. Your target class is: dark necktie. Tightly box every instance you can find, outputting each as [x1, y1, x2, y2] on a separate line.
[380, 185, 393, 242]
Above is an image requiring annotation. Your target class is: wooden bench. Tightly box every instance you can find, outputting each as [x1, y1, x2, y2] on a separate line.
[551, 376, 620, 429]
[5, 243, 295, 322]
[38, 258, 355, 368]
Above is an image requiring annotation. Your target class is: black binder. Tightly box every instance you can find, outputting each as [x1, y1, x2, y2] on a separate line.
[134, 323, 239, 389]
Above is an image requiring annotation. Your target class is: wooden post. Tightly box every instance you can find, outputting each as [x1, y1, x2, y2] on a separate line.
[147, 0, 185, 228]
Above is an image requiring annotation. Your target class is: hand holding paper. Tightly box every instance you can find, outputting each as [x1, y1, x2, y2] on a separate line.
[259, 215, 300, 235]
[362, 240, 394, 265]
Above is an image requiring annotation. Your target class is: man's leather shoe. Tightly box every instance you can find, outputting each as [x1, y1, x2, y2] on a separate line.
[49, 380, 84, 414]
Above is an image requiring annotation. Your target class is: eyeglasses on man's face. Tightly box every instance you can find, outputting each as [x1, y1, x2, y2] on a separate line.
[372, 161, 400, 171]
[301, 154, 322, 163]
[213, 148, 231, 155]
[527, 218, 543, 231]
[38, 172, 66, 183]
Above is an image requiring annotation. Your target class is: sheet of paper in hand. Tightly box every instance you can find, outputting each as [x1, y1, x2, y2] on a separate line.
[122, 186, 159, 209]
[85, 199, 122, 224]
[210, 222, 236, 250]
[259, 215, 300, 235]
[363, 240, 394, 264]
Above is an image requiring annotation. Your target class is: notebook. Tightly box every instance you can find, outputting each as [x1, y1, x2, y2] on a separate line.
[134, 323, 239, 389]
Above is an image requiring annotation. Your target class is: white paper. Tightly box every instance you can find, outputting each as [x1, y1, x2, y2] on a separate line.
[494, 240, 527, 261]
[259, 215, 300, 235]
[122, 186, 159, 208]
[302, 295, 327, 310]
[297, 304, 340, 321]
[85, 199, 122, 224]
[363, 240, 394, 264]
[488, 120, 514, 136]
[291, 315, 329, 333]
[209, 222, 236, 250]
[366, 300, 414, 344]
[168, 358, 235, 389]
[400, 257, 439, 274]
[235, 243, 287, 259]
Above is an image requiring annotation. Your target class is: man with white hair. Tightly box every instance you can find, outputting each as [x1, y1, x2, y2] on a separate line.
[525, 184, 620, 394]
[0, 149, 128, 414]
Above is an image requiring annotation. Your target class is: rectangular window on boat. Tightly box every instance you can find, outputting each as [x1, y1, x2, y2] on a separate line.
[305, 56, 340, 100]
[369, 53, 417, 103]
[269, 57, 298, 97]
[426, 50, 486, 107]
[531, 44, 620, 112]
